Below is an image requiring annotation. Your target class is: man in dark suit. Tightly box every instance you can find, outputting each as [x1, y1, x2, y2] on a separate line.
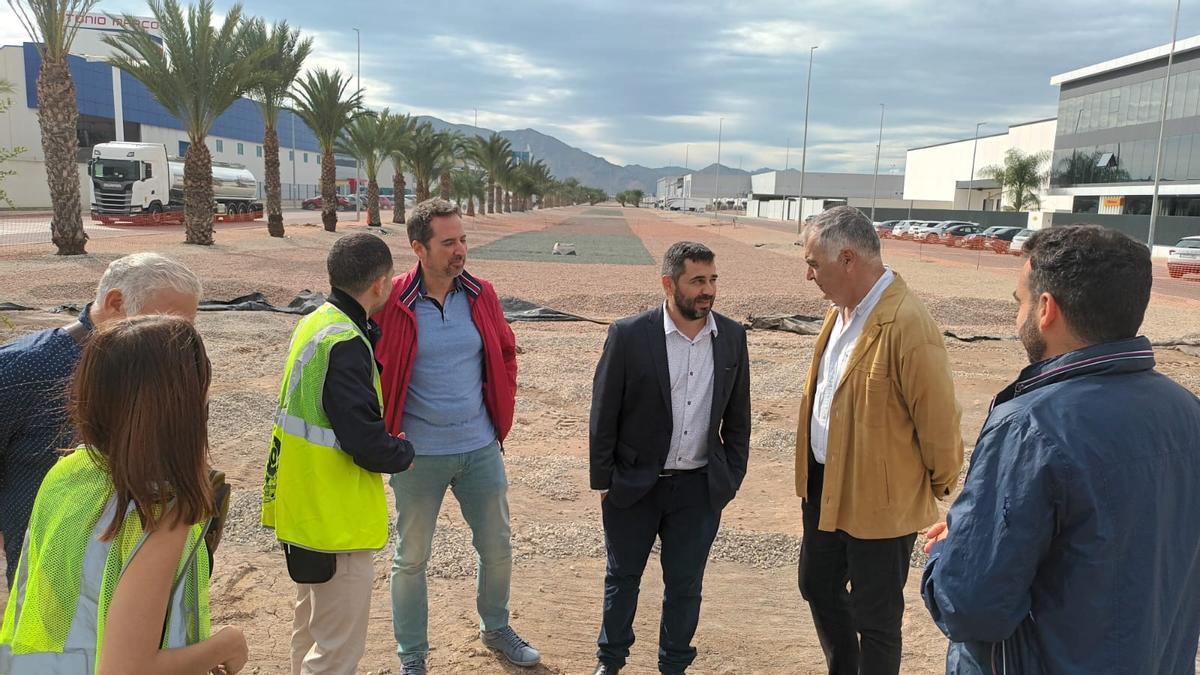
[588, 241, 752, 675]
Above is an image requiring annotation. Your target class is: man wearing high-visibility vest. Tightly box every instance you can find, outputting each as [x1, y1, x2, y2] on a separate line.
[262, 232, 415, 675]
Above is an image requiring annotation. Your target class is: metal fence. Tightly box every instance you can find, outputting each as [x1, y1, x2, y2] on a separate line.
[871, 208, 1031, 229]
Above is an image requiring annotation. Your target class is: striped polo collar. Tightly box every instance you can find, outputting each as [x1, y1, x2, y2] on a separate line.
[400, 265, 481, 310]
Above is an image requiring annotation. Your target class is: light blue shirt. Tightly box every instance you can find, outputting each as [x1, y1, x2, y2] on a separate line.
[401, 284, 496, 455]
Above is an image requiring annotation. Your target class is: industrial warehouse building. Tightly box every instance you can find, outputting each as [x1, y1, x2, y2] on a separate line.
[904, 34, 1200, 247]
[0, 14, 379, 209]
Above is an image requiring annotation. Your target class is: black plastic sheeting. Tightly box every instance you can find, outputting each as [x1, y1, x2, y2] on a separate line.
[499, 298, 606, 324]
[199, 291, 326, 315]
[746, 314, 1013, 343]
[1, 293, 606, 324]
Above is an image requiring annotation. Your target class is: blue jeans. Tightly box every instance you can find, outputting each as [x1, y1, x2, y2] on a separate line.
[388, 440, 511, 658]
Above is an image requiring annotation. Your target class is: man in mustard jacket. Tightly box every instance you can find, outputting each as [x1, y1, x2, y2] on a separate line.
[795, 206, 963, 675]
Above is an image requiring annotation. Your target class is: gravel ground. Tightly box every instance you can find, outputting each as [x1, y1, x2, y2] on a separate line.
[0, 207, 1196, 673]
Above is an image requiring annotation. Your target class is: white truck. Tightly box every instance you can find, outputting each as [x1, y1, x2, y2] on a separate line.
[661, 196, 709, 212]
[89, 141, 261, 223]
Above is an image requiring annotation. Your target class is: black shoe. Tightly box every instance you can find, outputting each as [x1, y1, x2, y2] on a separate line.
[593, 662, 620, 675]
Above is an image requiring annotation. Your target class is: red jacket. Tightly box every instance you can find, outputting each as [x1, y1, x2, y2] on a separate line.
[372, 264, 518, 443]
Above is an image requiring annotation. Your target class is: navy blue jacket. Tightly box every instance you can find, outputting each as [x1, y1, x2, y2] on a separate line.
[922, 337, 1200, 674]
[0, 307, 94, 588]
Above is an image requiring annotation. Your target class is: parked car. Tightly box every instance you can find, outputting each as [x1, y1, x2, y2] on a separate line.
[911, 220, 947, 242]
[893, 220, 922, 239]
[963, 226, 1014, 250]
[940, 223, 984, 246]
[909, 220, 943, 241]
[874, 220, 899, 238]
[301, 195, 354, 211]
[1009, 229, 1035, 255]
[985, 227, 1025, 254]
[1167, 236, 1200, 279]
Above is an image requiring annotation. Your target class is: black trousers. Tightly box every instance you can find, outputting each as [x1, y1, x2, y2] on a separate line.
[798, 455, 917, 675]
[597, 471, 721, 674]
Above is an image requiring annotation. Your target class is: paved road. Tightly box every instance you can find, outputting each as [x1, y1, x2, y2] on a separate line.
[0, 209, 350, 247]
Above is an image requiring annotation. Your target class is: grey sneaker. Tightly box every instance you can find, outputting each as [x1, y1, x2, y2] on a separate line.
[481, 625, 541, 667]
[400, 653, 428, 675]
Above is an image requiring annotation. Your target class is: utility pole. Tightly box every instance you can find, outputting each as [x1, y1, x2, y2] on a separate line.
[715, 117, 723, 214]
[1149, 0, 1182, 250]
[797, 45, 817, 234]
[871, 103, 885, 221]
[353, 27, 361, 221]
[968, 121, 986, 210]
[290, 109, 297, 204]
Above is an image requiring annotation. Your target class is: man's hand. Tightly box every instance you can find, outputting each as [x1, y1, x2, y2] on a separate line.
[599, 490, 608, 501]
[923, 521, 948, 555]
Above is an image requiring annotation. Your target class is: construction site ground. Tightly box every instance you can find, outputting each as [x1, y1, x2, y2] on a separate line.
[0, 205, 1197, 674]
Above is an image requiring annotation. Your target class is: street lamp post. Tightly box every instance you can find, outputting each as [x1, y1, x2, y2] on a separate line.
[797, 45, 817, 234]
[715, 117, 723, 215]
[353, 27, 361, 221]
[871, 103, 885, 221]
[290, 109, 297, 204]
[683, 144, 689, 205]
[968, 122, 986, 210]
[1149, 0, 1182, 250]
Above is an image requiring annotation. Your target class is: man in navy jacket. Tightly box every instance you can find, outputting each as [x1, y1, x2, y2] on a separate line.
[921, 225, 1200, 673]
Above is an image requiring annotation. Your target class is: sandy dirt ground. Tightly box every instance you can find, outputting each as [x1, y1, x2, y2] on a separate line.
[0, 206, 1197, 674]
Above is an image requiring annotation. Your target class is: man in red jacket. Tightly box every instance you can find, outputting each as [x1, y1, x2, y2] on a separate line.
[373, 198, 534, 675]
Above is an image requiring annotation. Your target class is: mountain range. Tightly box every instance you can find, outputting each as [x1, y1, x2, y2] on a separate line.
[418, 116, 761, 196]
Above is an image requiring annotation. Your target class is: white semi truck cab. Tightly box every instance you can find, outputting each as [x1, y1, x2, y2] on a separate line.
[89, 142, 260, 220]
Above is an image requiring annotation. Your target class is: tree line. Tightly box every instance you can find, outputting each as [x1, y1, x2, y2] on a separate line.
[8, 0, 611, 253]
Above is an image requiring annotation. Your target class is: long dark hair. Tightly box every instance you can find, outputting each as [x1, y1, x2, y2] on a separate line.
[70, 315, 214, 540]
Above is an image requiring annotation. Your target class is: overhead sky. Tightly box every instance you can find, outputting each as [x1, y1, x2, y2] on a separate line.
[2, 0, 1199, 173]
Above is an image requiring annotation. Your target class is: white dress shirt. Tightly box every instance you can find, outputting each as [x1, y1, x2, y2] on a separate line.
[810, 268, 894, 464]
[663, 304, 718, 470]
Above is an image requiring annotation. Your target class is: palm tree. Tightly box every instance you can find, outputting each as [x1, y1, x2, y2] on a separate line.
[106, 0, 267, 245]
[452, 168, 486, 216]
[291, 68, 363, 232]
[508, 163, 536, 212]
[980, 149, 1050, 212]
[437, 131, 466, 201]
[337, 110, 393, 227]
[383, 113, 416, 224]
[243, 18, 311, 238]
[525, 159, 553, 209]
[405, 123, 459, 202]
[404, 121, 437, 202]
[10, 0, 99, 254]
[498, 160, 515, 213]
[468, 133, 512, 214]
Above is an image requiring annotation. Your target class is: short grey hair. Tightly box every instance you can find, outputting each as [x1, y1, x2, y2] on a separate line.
[94, 253, 202, 313]
[803, 206, 880, 260]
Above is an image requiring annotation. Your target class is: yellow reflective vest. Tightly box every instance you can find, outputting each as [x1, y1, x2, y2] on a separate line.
[0, 448, 210, 674]
[261, 302, 389, 552]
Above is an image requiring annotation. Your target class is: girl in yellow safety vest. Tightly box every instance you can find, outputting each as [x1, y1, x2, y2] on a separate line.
[0, 315, 248, 674]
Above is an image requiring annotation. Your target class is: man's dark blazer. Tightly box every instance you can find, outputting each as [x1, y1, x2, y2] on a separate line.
[589, 305, 751, 512]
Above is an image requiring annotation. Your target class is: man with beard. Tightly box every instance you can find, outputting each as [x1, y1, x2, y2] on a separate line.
[796, 206, 963, 675]
[921, 225, 1200, 674]
[372, 198, 537, 674]
[588, 241, 751, 674]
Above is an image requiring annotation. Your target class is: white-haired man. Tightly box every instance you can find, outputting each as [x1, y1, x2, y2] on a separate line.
[0, 252, 202, 587]
[794, 206, 963, 674]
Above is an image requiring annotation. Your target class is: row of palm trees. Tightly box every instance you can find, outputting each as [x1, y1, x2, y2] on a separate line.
[11, 0, 609, 252]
